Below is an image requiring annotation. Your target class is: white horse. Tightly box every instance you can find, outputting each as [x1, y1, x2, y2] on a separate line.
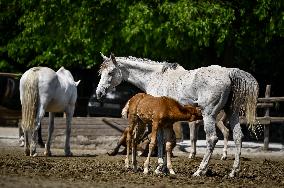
[20, 67, 80, 157]
[96, 53, 259, 177]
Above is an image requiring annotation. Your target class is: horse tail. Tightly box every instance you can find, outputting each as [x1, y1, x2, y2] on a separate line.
[21, 70, 39, 131]
[229, 68, 259, 126]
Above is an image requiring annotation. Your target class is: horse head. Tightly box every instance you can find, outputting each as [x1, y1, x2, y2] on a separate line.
[96, 53, 123, 100]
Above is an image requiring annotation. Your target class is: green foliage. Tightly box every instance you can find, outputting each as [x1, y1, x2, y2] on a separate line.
[0, 0, 283, 74]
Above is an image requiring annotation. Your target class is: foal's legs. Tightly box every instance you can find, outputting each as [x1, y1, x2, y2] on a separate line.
[188, 120, 201, 159]
[193, 114, 218, 176]
[108, 127, 128, 156]
[125, 127, 131, 168]
[164, 127, 175, 175]
[216, 111, 229, 160]
[144, 122, 159, 174]
[131, 122, 146, 171]
[65, 106, 75, 156]
[228, 112, 243, 177]
[125, 117, 135, 169]
[44, 112, 54, 156]
[131, 126, 138, 172]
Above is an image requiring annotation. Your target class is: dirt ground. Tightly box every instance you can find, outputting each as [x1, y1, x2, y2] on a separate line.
[0, 145, 284, 188]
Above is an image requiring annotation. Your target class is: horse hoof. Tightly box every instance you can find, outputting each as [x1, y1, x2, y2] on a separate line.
[221, 156, 227, 160]
[44, 151, 52, 157]
[133, 167, 138, 173]
[143, 168, 149, 174]
[193, 169, 207, 177]
[107, 150, 117, 156]
[31, 153, 38, 157]
[38, 142, 45, 148]
[229, 169, 239, 178]
[229, 172, 235, 178]
[154, 167, 163, 175]
[169, 169, 176, 175]
[19, 142, 25, 147]
[192, 171, 201, 177]
[65, 152, 73, 157]
[189, 153, 196, 159]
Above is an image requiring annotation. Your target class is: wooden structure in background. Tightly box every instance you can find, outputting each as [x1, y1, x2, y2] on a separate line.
[240, 85, 284, 150]
[40, 117, 128, 141]
[1, 83, 282, 150]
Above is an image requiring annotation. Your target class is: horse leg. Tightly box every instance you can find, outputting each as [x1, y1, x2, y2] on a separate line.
[154, 126, 165, 174]
[37, 124, 45, 148]
[24, 130, 30, 156]
[44, 112, 54, 156]
[131, 127, 138, 172]
[170, 129, 176, 157]
[125, 122, 134, 169]
[216, 112, 229, 160]
[30, 104, 45, 157]
[144, 122, 158, 174]
[108, 127, 128, 156]
[19, 126, 25, 147]
[165, 127, 175, 175]
[228, 113, 243, 177]
[193, 114, 218, 176]
[189, 120, 202, 159]
[65, 107, 74, 156]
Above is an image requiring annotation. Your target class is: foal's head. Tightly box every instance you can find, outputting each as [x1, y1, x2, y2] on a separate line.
[96, 53, 123, 100]
[184, 104, 203, 121]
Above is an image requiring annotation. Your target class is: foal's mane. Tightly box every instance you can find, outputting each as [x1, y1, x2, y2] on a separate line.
[99, 56, 180, 74]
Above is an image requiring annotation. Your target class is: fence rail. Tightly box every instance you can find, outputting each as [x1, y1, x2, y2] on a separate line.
[1, 82, 282, 150]
[252, 85, 284, 150]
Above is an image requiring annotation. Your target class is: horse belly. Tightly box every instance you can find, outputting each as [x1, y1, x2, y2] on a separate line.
[45, 100, 66, 112]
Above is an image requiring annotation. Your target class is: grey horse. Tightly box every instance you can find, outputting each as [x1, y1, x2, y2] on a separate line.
[96, 53, 258, 177]
[20, 67, 80, 157]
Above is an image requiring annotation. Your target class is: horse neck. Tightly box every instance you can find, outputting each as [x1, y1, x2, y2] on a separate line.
[172, 107, 196, 121]
[117, 58, 163, 92]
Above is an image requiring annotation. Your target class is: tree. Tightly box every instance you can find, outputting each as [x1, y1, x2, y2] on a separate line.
[0, 0, 283, 81]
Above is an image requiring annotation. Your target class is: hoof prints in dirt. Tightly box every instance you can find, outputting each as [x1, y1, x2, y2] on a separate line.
[0, 148, 284, 188]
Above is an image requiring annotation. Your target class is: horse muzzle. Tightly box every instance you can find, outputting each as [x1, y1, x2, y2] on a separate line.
[96, 90, 106, 101]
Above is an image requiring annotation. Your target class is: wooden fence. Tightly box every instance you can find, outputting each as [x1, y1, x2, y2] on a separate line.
[40, 117, 128, 141]
[248, 85, 284, 150]
[6, 84, 283, 150]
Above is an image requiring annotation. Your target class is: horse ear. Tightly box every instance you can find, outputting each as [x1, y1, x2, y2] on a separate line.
[110, 53, 117, 65]
[100, 52, 108, 61]
[75, 80, 81, 86]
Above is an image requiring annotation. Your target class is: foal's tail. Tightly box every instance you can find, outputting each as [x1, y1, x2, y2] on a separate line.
[229, 68, 259, 126]
[21, 70, 39, 131]
[121, 100, 130, 119]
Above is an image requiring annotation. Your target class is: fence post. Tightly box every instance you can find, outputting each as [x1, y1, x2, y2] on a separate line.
[263, 85, 271, 151]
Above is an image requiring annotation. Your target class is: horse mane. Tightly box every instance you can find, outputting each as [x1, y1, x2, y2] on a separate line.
[98, 62, 109, 75]
[99, 56, 180, 74]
